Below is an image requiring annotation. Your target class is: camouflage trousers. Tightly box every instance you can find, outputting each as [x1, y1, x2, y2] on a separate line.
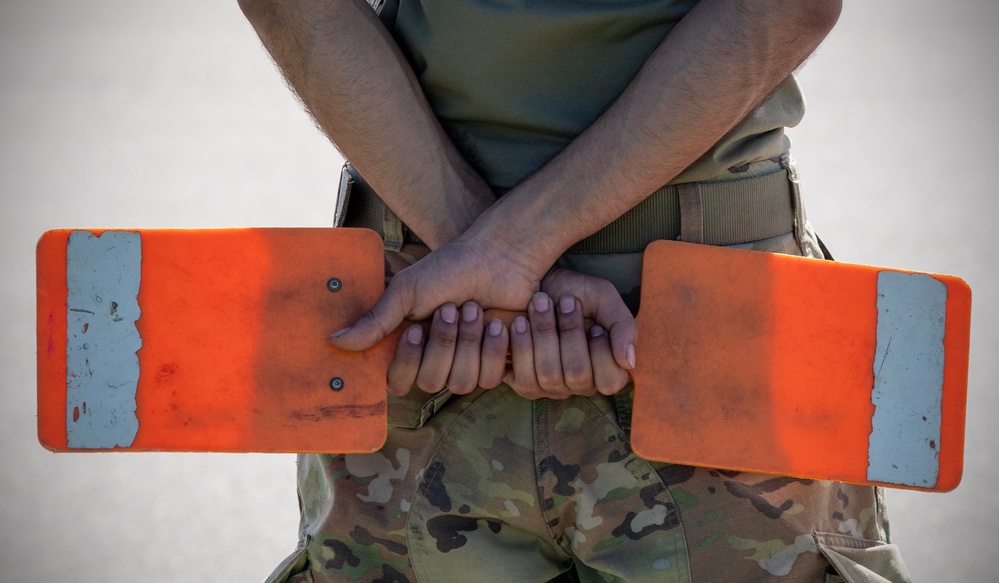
[266, 199, 911, 582]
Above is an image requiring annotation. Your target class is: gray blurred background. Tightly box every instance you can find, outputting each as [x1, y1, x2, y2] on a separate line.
[1, 1, 996, 581]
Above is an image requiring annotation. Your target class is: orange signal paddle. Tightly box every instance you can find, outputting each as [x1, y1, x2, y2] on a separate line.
[36, 230, 971, 492]
[37, 228, 391, 454]
[630, 240, 970, 492]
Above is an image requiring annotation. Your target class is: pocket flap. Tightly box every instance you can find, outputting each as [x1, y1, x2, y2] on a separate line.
[813, 532, 912, 583]
[387, 388, 455, 428]
[264, 546, 312, 583]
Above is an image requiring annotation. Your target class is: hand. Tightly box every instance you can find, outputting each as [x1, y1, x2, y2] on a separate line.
[331, 234, 543, 351]
[385, 301, 509, 397]
[504, 269, 636, 399]
[382, 269, 636, 400]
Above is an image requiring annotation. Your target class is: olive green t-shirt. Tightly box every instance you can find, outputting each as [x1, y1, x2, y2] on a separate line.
[375, 0, 804, 191]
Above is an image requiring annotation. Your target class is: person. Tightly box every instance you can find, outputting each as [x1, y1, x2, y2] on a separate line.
[239, 0, 912, 581]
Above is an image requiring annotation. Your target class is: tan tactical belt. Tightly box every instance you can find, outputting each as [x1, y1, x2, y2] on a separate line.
[336, 162, 799, 254]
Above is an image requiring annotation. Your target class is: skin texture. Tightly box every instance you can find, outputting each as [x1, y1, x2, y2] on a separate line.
[239, 0, 842, 398]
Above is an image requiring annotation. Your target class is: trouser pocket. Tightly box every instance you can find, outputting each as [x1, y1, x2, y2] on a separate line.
[813, 532, 912, 583]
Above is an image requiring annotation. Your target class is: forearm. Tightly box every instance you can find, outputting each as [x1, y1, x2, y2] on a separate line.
[238, 0, 493, 249]
[468, 0, 842, 273]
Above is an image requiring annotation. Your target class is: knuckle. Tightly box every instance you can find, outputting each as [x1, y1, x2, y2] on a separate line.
[597, 372, 627, 395]
[416, 373, 447, 394]
[447, 369, 477, 394]
[600, 281, 618, 297]
[563, 365, 591, 389]
[544, 388, 572, 400]
[387, 381, 412, 396]
[431, 331, 457, 349]
[361, 309, 389, 338]
[593, 277, 617, 296]
[558, 316, 583, 334]
[536, 367, 564, 390]
[594, 378, 615, 395]
[533, 319, 557, 334]
[457, 328, 482, 343]
[479, 374, 502, 390]
[511, 372, 540, 394]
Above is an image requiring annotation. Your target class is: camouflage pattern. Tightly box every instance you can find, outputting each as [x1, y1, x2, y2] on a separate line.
[265, 193, 911, 582]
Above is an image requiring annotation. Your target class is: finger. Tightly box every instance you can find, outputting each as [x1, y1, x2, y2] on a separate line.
[386, 324, 425, 396]
[588, 324, 629, 395]
[539, 268, 637, 371]
[610, 321, 638, 373]
[556, 294, 595, 394]
[415, 303, 458, 393]
[508, 315, 544, 399]
[592, 299, 637, 372]
[572, 276, 638, 372]
[479, 318, 508, 389]
[330, 272, 414, 351]
[528, 292, 566, 395]
[446, 302, 484, 394]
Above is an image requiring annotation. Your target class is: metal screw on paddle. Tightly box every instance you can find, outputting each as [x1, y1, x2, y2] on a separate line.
[326, 278, 344, 392]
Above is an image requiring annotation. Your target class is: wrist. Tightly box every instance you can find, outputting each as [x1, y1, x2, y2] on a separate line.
[460, 201, 560, 285]
[436, 164, 495, 246]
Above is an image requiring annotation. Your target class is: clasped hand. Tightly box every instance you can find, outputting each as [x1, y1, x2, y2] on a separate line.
[388, 273, 634, 399]
[330, 236, 637, 400]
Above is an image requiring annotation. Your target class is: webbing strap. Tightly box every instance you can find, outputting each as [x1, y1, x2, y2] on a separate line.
[567, 168, 795, 253]
[678, 182, 704, 245]
[338, 164, 797, 254]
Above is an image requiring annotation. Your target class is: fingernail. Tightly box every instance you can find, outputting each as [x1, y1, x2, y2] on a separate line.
[533, 292, 550, 313]
[331, 327, 351, 339]
[462, 302, 478, 323]
[559, 294, 574, 314]
[589, 324, 605, 337]
[514, 316, 528, 334]
[488, 318, 503, 337]
[441, 304, 457, 324]
[626, 344, 636, 369]
[406, 325, 423, 345]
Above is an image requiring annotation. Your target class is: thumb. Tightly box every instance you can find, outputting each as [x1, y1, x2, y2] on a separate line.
[607, 319, 638, 373]
[587, 296, 638, 372]
[330, 280, 413, 351]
